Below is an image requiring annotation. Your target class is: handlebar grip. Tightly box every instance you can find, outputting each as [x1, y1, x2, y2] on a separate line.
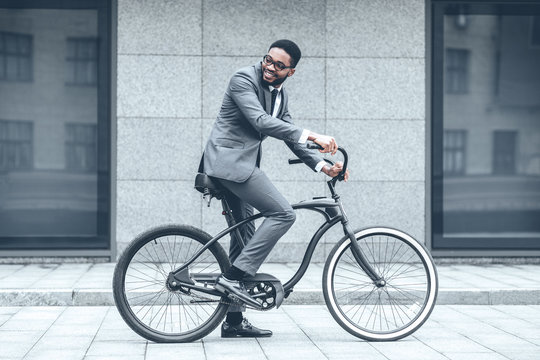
[306, 142, 323, 150]
[288, 159, 303, 165]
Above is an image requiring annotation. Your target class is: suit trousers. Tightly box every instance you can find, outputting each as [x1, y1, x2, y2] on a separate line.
[217, 167, 296, 276]
[217, 167, 296, 313]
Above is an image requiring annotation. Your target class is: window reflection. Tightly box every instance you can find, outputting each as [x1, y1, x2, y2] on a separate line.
[0, 8, 106, 248]
[442, 14, 540, 240]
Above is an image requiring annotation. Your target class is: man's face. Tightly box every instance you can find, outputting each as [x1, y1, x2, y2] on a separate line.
[261, 47, 296, 88]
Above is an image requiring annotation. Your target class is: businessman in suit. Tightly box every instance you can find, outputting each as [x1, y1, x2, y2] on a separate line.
[202, 39, 349, 338]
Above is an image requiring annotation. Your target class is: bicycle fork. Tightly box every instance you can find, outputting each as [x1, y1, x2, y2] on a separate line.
[337, 197, 386, 288]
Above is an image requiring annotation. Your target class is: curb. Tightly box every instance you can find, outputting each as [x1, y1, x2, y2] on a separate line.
[1, 288, 539, 306]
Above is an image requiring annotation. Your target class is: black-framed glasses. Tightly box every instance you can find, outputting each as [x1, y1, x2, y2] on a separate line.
[262, 55, 293, 71]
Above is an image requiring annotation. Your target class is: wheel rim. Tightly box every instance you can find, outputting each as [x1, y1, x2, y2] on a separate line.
[121, 233, 225, 337]
[328, 229, 437, 339]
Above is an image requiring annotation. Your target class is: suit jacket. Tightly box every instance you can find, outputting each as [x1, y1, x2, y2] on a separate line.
[203, 62, 323, 183]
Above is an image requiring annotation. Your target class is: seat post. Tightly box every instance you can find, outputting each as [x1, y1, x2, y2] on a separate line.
[220, 198, 245, 248]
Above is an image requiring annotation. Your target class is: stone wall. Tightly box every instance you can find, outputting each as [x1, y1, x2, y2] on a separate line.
[115, 0, 426, 261]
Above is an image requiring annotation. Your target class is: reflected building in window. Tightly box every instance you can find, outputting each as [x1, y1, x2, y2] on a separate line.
[0, 7, 108, 250]
[437, 10, 540, 249]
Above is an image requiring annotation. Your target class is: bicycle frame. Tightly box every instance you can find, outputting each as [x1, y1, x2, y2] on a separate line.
[168, 165, 384, 298]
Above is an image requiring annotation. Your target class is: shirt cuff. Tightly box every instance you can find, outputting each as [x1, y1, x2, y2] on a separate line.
[298, 129, 310, 144]
[315, 161, 326, 173]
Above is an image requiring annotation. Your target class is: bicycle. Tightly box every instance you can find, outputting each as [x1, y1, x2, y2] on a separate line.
[112, 144, 438, 343]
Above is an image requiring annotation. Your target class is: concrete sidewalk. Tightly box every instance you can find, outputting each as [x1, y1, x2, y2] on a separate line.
[0, 305, 539, 360]
[0, 263, 539, 306]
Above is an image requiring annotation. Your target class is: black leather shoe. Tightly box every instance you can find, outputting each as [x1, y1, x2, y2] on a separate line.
[221, 318, 273, 338]
[214, 275, 260, 308]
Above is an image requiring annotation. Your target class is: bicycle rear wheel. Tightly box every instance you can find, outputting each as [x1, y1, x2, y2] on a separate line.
[323, 227, 438, 341]
[113, 225, 230, 343]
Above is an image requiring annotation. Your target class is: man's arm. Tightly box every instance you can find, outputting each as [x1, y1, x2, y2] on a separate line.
[228, 71, 304, 143]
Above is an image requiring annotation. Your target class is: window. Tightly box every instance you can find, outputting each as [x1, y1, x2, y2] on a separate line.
[443, 130, 466, 176]
[0, 1, 111, 253]
[532, 16, 540, 47]
[493, 131, 517, 175]
[445, 48, 469, 94]
[432, 2, 540, 252]
[65, 123, 97, 171]
[66, 38, 98, 86]
[0, 119, 33, 171]
[0, 32, 32, 81]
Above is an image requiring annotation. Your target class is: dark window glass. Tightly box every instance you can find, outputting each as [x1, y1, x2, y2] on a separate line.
[493, 130, 517, 175]
[66, 38, 98, 86]
[432, 3, 540, 251]
[445, 49, 469, 93]
[0, 32, 32, 81]
[532, 16, 540, 46]
[0, 1, 110, 251]
[0, 119, 33, 170]
[65, 123, 97, 171]
[443, 130, 467, 176]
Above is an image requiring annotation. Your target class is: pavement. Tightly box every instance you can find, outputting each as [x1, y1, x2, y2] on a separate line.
[0, 305, 539, 360]
[1, 263, 540, 359]
[0, 263, 539, 306]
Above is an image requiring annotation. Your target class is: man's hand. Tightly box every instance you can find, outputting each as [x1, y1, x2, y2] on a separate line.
[308, 132, 338, 155]
[322, 161, 349, 181]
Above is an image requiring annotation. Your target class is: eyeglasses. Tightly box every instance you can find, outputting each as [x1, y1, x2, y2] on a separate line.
[262, 55, 293, 71]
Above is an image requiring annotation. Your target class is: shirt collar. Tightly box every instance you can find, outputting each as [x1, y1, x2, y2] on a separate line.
[269, 85, 282, 93]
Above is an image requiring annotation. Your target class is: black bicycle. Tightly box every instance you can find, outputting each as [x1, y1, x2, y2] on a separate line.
[113, 145, 438, 342]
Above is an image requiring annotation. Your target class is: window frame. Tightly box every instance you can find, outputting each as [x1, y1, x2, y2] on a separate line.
[0, 0, 116, 259]
[428, 0, 540, 257]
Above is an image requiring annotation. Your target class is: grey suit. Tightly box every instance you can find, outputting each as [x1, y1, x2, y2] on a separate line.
[202, 61, 323, 279]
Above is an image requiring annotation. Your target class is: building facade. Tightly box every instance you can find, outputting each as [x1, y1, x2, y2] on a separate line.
[0, 0, 538, 260]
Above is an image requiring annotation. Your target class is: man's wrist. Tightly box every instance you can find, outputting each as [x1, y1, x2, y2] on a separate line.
[315, 161, 326, 173]
[298, 129, 310, 144]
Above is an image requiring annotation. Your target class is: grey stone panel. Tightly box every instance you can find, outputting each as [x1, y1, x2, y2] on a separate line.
[327, 0, 425, 58]
[281, 58, 326, 119]
[117, 117, 202, 180]
[117, 55, 201, 118]
[326, 119, 425, 181]
[203, 57, 325, 119]
[116, 180, 203, 249]
[118, 0, 202, 55]
[260, 119, 327, 182]
[327, 58, 425, 120]
[203, 0, 326, 56]
[331, 180, 425, 243]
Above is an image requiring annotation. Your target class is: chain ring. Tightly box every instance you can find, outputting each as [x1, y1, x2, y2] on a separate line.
[246, 281, 277, 311]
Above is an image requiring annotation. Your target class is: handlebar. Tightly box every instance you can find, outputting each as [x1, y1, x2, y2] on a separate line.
[288, 142, 349, 182]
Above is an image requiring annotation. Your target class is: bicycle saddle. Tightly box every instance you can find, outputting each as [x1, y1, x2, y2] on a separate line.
[194, 172, 224, 199]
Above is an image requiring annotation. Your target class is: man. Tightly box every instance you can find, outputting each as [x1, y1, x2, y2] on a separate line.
[202, 39, 349, 338]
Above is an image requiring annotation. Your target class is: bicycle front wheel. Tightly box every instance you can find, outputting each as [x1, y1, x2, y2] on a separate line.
[323, 227, 438, 341]
[113, 225, 230, 343]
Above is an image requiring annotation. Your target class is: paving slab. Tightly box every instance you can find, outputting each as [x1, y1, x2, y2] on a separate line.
[0, 305, 537, 360]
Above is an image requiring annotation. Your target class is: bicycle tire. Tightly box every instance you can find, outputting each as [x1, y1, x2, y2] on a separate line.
[323, 227, 438, 341]
[113, 224, 230, 343]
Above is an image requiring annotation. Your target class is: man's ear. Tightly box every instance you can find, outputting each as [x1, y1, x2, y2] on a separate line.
[288, 68, 296, 77]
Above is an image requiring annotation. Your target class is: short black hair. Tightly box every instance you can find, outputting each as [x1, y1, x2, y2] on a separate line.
[269, 39, 301, 68]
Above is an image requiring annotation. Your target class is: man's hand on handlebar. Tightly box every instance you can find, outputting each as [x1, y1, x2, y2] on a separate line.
[307, 132, 338, 155]
[322, 161, 350, 182]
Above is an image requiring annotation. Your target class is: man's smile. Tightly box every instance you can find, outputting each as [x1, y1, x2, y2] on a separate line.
[263, 69, 276, 79]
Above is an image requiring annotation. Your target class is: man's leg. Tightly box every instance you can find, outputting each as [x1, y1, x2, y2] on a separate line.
[222, 190, 254, 317]
[218, 167, 296, 276]
[216, 168, 292, 337]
